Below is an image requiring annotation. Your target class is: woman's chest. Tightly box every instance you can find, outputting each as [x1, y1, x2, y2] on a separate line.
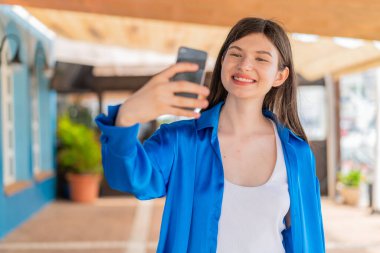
[218, 134, 277, 187]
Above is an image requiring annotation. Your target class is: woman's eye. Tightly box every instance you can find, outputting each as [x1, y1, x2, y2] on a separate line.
[256, 58, 268, 62]
[230, 53, 241, 57]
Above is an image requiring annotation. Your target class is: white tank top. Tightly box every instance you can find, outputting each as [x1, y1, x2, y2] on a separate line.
[216, 120, 290, 253]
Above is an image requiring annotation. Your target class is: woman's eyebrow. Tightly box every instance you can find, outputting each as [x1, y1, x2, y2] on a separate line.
[256, 50, 272, 57]
[228, 46, 272, 57]
[228, 45, 243, 51]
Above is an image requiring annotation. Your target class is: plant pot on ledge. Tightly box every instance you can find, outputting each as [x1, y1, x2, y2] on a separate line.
[57, 115, 103, 203]
[337, 169, 362, 206]
[67, 173, 102, 203]
[340, 185, 360, 206]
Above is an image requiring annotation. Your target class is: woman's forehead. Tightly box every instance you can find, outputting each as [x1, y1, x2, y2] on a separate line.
[229, 33, 276, 53]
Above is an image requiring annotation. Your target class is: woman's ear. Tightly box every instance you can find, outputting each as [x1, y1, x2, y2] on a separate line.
[273, 67, 289, 87]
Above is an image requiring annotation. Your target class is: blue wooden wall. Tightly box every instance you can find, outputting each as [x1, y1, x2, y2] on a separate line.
[0, 9, 57, 239]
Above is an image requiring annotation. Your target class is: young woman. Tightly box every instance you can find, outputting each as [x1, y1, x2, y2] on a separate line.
[96, 17, 325, 253]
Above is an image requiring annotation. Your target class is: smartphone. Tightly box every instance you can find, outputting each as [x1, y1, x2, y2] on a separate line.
[171, 47, 208, 111]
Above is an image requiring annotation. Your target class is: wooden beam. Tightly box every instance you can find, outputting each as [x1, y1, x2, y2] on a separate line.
[89, 72, 213, 92]
[332, 57, 380, 80]
[90, 76, 151, 92]
[2, 0, 380, 40]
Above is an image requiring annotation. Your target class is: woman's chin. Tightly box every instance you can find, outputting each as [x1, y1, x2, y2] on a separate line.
[227, 92, 263, 100]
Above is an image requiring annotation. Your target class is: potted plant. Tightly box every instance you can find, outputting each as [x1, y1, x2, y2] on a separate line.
[337, 169, 362, 206]
[57, 115, 102, 203]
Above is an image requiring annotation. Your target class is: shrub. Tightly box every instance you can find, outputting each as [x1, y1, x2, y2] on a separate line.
[57, 115, 102, 174]
[338, 170, 362, 188]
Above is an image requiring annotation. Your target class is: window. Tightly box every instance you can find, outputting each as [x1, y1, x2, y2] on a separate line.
[1, 41, 16, 186]
[31, 63, 41, 175]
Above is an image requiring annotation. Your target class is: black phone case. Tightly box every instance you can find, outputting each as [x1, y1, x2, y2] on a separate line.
[171, 47, 207, 110]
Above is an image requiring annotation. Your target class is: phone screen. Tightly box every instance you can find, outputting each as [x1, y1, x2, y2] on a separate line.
[172, 47, 208, 100]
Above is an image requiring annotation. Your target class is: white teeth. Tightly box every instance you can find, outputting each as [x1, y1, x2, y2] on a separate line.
[233, 76, 255, 82]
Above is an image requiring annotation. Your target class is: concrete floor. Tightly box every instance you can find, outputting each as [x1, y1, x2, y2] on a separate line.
[0, 197, 379, 253]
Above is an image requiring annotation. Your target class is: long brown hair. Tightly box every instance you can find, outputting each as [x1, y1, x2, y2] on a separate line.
[204, 17, 308, 142]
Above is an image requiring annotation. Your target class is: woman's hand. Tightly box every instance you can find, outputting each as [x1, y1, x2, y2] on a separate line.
[115, 62, 210, 127]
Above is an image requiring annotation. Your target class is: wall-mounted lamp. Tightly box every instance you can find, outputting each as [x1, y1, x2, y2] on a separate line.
[0, 33, 22, 68]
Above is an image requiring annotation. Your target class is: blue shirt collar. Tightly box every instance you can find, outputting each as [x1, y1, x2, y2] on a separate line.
[196, 100, 304, 143]
[196, 101, 224, 131]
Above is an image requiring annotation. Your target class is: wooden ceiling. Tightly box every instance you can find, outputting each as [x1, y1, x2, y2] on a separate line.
[26, 7, 229, 57]
[2, 0, 380, 80]
[2, 0, 380, 40]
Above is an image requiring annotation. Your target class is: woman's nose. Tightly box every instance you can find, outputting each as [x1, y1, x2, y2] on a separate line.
[237, 56, 254, 71]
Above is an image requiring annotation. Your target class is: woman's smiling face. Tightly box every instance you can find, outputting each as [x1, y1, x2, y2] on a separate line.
[221, 33, 288, 100]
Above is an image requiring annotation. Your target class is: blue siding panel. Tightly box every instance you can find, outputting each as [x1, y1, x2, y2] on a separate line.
[0, 57, 3, 196]
[38, 56, 55, 172]
[13, 67, 32, 181]
[49, 92, 57, 169]
[0, 177, 56, 238]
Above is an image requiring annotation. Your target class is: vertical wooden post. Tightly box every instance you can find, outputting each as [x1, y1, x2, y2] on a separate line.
[97, 91, 103, 115]
[325, 75, 338, 199]
[374, 70, 380, 212]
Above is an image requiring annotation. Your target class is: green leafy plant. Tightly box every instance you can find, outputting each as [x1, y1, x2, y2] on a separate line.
[338, 170, 362, 188]
[57, 115, 102, 174]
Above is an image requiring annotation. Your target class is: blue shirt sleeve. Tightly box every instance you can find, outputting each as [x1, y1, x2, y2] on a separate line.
[95, 105, 176, 200]
[311, 149, 326, 252]
[315, 177, 326, 252]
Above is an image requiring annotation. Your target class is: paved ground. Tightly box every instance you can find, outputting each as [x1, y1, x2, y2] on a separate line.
[0, 197, 379, 253]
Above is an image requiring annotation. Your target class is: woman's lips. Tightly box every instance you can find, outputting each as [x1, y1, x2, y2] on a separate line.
[232, 75, 257, 86]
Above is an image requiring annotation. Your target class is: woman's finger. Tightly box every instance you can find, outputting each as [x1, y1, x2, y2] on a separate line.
[169, 95, 208, 109]
[169, 81, 210, 97]
[157, 62, 199, 80]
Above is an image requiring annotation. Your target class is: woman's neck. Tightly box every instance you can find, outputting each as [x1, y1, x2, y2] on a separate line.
[218, 96, 272, 137]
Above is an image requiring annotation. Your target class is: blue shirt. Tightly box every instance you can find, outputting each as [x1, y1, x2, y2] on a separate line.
[95, 101, 325, 253]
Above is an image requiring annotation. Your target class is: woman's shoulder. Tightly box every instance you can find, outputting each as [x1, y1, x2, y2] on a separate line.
[285, 129, 317, 177]
[288, 130, 312, 152]
[284, 127, 314, 158]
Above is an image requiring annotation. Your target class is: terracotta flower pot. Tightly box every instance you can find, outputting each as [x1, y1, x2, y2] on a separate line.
[66, 173, 102, 203]
[340, 185, 360, 206]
